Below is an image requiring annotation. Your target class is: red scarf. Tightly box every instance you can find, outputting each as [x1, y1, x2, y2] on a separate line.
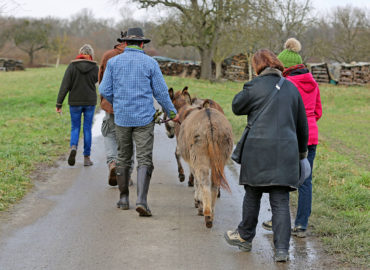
[283, 64, 306, 77]
[75, 54, 93, 61]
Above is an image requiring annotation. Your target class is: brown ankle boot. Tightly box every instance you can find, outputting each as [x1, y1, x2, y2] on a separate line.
[108, 161, 117, 186]
[84, 156, 93, 166]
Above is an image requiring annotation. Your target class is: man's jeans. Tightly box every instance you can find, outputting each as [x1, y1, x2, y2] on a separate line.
[69, 105, 95, 156]
[101, 112, 134, 173]
[238, 185, 291, 251]
[115, 121, 154, 169]
[295, 144, 317, 229]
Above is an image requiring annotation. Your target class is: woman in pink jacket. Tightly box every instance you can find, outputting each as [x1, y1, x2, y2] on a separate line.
[263, 38, 322, 237]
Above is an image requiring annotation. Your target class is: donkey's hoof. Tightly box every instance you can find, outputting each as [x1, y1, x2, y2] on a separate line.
[194, 200, 199, 208]
[205, 216, 213, 228]
[198, 208, 204, 216]
[217, 189, 221, 198]
[188, 175, 194, 186]
[179, 174, 185, 182]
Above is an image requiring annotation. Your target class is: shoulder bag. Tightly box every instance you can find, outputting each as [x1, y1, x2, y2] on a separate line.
[231, 77, 285, 164]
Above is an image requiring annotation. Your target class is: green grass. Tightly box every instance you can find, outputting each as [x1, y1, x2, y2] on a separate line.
[0, 68, 369, 266]
[0, 66, 70, 210]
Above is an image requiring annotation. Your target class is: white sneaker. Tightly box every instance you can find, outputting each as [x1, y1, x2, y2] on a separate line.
[224, 230, 252, 252]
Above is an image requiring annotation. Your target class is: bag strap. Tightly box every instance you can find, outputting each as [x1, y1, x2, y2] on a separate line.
[246, 77, 285, 130]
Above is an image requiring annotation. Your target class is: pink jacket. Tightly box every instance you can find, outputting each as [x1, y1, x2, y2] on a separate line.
[287, 73, 322, 145]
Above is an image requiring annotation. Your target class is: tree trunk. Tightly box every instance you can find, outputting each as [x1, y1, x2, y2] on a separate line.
[248, 58, 253, 81]
[56, 54, 60, 68]
[29, 51, 34, 65]
[247, 52, 253, 81]
[215, 61, 222, 80]
[199, 48, 213, 80]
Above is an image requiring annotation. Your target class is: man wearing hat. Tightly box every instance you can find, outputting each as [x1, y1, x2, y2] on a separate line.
[262, 38, 322, 238]
[99, 27, 179, 217]
[98, 31, 134, 187]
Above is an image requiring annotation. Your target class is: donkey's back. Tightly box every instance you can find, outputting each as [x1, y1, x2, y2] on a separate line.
[180, 107, 233, 173]
[178, 107, 233, 228]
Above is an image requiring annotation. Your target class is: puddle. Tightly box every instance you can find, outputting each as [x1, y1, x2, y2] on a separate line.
[92, 110, 105, 137]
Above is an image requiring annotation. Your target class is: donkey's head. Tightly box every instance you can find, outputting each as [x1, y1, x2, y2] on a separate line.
[169, 86, 192, 111]
[164, 86, 192, 138]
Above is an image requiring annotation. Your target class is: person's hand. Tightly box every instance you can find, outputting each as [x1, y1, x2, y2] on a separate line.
[56, 107, 62, 114]
[172, 114, 180, 122]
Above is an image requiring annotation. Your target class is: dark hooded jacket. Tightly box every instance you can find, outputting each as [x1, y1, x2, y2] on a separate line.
[232, 68, 308, 190]
[56, 59, 98, 108]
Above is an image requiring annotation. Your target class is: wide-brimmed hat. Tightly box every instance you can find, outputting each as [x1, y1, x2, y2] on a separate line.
[117, 31, 127, 43]
[121, 27, 151, 44]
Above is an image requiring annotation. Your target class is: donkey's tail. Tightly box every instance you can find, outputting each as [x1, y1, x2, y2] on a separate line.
[205, 108, 231, 192]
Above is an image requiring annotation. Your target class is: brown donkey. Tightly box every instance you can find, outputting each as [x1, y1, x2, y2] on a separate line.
[168, 87, 233, 228]
[164, 87, 225, 187]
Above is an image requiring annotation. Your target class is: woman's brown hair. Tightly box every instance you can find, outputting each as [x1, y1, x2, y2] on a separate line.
[252, 49, 284, 75]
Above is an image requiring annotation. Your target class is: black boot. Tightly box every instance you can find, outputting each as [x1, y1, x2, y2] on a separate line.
[136, 166, 153, 217]
[116, 166, 130, 210]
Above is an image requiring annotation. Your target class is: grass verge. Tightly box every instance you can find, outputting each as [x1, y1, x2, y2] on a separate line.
[0, 66, 70, 211]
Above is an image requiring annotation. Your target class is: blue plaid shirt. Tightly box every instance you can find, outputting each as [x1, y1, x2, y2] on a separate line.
[99, 47, 177, 127]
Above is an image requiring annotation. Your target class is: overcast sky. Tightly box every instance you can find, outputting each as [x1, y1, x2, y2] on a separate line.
[4, 0, 370, 22]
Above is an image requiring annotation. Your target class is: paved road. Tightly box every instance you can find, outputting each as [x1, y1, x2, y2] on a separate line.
[0, 111, 334, 270]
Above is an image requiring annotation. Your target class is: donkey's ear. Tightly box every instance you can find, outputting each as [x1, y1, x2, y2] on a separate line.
[202, 99, 211, 109]
[168, 88, 174, 100]
[182, 86, 191, 104]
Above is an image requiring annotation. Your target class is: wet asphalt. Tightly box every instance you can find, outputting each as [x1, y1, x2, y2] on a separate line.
[0, 111, 335, 270]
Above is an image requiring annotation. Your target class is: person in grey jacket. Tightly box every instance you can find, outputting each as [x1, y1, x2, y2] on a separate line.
[224, 49, 308, 262]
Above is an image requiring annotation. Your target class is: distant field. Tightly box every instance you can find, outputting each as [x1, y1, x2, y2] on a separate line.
[0, 67, 369, 266]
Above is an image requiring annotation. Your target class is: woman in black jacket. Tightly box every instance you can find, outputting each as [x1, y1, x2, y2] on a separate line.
[56, 44, 98, 166]
[224, 49, 308, 262]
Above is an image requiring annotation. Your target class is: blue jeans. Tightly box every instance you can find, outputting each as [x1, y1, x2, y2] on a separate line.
[294, 145, 317, 229]
[69, 105, 95, 156]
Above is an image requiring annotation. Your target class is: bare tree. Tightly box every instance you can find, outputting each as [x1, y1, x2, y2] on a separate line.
[5, 19, 51, 65]
[329, 5, 370, 62]
[299, 18, 331, 62]
[212, 24, 238, 80]
[263, 0, 314, 52]
[0, 0, 20, 16]
[49, 32, 70, 68]
[230, 0, 314, 79]
[123, 0, 247, 80]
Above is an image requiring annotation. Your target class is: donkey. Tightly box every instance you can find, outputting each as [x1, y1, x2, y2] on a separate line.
[164, 87, 225, 187]
[168, 87, 233, 228]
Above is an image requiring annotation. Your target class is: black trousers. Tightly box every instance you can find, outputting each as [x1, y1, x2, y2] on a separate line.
[238, 185, 291, 251]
